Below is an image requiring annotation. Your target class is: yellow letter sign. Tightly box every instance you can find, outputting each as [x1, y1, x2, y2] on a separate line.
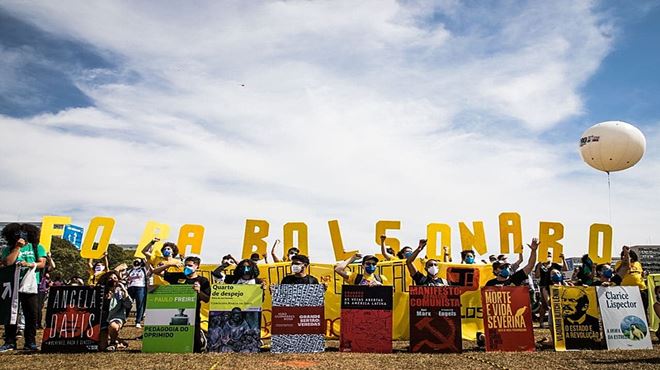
[80, 217, 115, 259]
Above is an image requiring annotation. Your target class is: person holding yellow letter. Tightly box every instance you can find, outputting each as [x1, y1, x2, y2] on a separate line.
[485, 238, 539, 286]
[87, 253, 109, 286]
[335, 253, 389, 286]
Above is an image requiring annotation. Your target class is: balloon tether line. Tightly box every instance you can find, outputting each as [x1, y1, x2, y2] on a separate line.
[607, 171, 612, 225]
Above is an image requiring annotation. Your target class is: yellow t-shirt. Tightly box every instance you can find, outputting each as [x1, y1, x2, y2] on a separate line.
[87, 269, 104, 286]
[344, 271, 390, 286]
[149, 255, 183, 285]
[615, 261, 646, 290]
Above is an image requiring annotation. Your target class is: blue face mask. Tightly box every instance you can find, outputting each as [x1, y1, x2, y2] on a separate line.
[243, 266, 252, 275]
[404, 251, 413, 259]
[184, 266, 196, 276]
[499, 268, 511, 278]
[365, 265, 377, 274]
[551, 274, 563, 283]
[162, 249, 172, 257]
[603, 269, 613, 279]
[466, 256, 475, 264]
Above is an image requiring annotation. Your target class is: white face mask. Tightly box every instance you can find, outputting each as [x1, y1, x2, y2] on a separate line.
[291, 264, 304, 274]
[427, 266, 439, 276]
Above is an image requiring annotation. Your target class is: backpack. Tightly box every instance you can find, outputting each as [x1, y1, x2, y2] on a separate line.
[354, 273, 382, 285]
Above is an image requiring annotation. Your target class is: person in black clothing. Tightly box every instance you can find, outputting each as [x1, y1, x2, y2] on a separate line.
[153, 256, 211, 352]
[406, 239, 447, 286]
[224, 259, 265, 287]
[535, 251, 567, 328]
[485, 237, 539, 286]
[281, 255, 320, 284]
[592, 263, 624, 286]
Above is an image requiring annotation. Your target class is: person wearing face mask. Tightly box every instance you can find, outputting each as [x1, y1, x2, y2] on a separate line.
[270, 239, 300, 263]
[224, 259, 265, 286]
[87, 252, 110, 286]
[534, 252, 568, 328]
[485, 238, 539, 287]
[211, 254, 238, 283]
[126, 258, 151, 328]
[592, 263, 623, 287]
[335, 253, 390, 286]
[153, 256, 211, 352]
[460, 250, 477, 265]
[142, 239, 183, 286]
[280, 255, 320, 284]
[0, 223, 48, 352]
[406, 239, 447, 286]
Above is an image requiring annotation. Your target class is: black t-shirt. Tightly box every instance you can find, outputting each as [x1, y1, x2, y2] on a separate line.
[281, 274, 319, 284]
[412, 271, 446, 286]
[485, 269, 528, 286]
[537, 262, 562, 287]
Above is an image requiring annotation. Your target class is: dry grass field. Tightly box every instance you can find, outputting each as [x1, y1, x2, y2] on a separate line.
[1, 323, 659, 370]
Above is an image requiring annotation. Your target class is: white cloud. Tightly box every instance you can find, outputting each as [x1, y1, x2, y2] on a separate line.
[1, 1, 657, 263]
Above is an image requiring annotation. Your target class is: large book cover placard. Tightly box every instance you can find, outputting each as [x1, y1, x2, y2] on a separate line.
[481, 286, 534, 352]
[340, 285, 393, 353]
[550, 286, 603, 351]
[143, 285, 197, 353]
[0, 265, 20, 326]
[208, 284, 262, 353]
[41, 286, 103, 352]
[597, 286, 653, 350]
[409, 285, 462, 353]
[271, 284, 325, 353]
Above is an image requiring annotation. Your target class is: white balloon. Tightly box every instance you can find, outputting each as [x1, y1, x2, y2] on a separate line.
[579, 121, 646, 172]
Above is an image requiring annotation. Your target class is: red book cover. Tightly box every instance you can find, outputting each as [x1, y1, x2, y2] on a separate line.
[481, 286, 535, 352]
[409, 286, 462, 353]
[340, 285, 392, 353]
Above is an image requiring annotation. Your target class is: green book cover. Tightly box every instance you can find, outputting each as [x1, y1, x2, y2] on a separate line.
[143, 285, 198, 353]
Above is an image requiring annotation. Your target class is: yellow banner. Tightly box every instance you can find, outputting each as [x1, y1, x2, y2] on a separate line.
[648, 274, 660, 332]
[199, 260, 494, 340]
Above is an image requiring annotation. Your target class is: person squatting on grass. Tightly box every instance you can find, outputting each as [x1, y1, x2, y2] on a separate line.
[98, 270, 132, 351]
[0, 223, 47, 352]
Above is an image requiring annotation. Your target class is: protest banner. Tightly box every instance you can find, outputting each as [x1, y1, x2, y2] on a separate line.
[550, 286, 603, 351]
[41, 286, 103, 352]
[481, 286, 534, 352]
[648, 274, 660, 334]
[271, 284, 325, 353]
[409, 285, 462, 353]
[142, 285, 197, 353]
[340, 285, 393, 353]
[208, 284, 262, 353]
[209, 260, 493, 342]
[597, 286, 652, 350]
[0, 264, 20, 325]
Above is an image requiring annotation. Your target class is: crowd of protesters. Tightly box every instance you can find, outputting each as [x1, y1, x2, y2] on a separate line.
[1, 222, 657, 352]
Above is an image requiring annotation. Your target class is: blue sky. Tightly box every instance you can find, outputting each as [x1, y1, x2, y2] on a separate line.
[1, 1, 659, 262]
